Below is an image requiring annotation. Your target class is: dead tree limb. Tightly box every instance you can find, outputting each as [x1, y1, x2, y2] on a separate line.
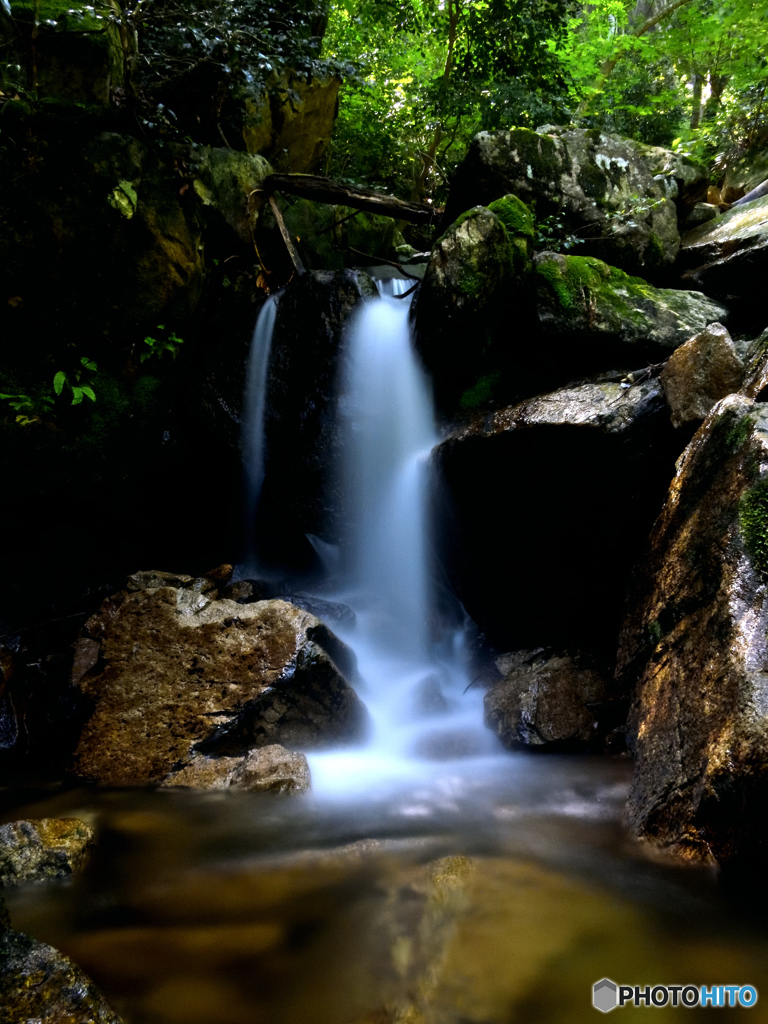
[263, 173, 435, 226]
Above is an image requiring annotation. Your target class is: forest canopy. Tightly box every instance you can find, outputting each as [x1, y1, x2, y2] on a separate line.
[322, 0, 768, 201]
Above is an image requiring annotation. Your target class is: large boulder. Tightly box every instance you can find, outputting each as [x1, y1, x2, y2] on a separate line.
[435, 376, 681, 653]
[617, 395, 768, 863]
[484, 650, 610, 751]
[679, 195, 768, 314]
[445, 127, 690, 277]
[660, 322, 745, 429]
[0, 818, 94, 885]
[413, 198, 534, 414]
[533, 252, 728, 377]
[70, 573, 368, 786]
[722, 147, 768, 201]
[160, 745, 311, 795]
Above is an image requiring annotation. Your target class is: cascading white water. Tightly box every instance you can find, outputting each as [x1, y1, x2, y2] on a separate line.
[308, 277, 500, 798]
[242, 294, 279, 570]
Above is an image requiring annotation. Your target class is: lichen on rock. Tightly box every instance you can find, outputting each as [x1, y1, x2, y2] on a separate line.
[0, 818, 95, 886]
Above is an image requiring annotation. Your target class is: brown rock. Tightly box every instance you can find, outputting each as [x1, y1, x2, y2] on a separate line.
[484, 650, 608, 751]
[617, 395, 768, 862]
[660, 321, 744, 428]
[161, 745, 310, 795]
[707, 185, 722, 204]
[722, 183, 746, 204]
[70, 583, 368, 786]
[0, 818, 95, 885]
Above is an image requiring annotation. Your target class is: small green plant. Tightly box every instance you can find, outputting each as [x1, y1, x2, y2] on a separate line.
[0, 391, 55, 425]
[534, 212, 586, 252]
[54, 357, 97, 405]
[141, 325, 184, 363]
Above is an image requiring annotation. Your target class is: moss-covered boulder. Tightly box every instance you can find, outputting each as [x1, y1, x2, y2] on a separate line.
[534, 252, 728, 375]
[435, 375, 681, 652]
[445, 127, 690, 277]
[414, 200, 533, 415]
[679, 194, 768, 312]
[617, 395, 768, 864]
[1, 0, 130, 105]
[70, 575, 368, 785]
[0, 818, 94, 885]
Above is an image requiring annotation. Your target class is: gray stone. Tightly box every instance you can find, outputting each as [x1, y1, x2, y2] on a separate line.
[684, 202, 720, 229]
[660, 322, 745, 427]
[161, 744, 311, 795]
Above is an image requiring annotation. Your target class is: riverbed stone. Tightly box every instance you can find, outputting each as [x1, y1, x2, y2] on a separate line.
[534, 252, 729, 376]
[679, 194, 768, 308]
[660, 321, 745, 428]
[617, 394, 768, 863]
[436, 375, 681, 652]
[484, 650, 609, 751]
[70, 581, 368, 786]
[0, 818, 95, 886]
[161, 745, 310, 795]
[445, 127, 690, 276]
[0, 927, 123, 1024]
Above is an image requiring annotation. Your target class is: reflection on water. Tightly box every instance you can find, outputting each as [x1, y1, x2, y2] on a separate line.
[3, 756, 768, 1023]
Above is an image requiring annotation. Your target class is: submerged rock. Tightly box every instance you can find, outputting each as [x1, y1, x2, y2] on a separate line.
[70, 577, 368, 786]
[161, 745, 310, 795]
[445, 127, 696, 276]
[0, 927, 123, 1024]
[660, 322, 745, 428]
[436, 376, 681, 652]
[679, 195, 768, 309]
[534, 252, 728, 376]
[414, 198, 534, 414]
[484, 650, 609, 751]
[0, 818, 95, 886]
[617, 395, 768, 862]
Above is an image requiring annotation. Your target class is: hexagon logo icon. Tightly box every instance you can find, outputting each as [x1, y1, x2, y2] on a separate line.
[593, 978, 618, 1013]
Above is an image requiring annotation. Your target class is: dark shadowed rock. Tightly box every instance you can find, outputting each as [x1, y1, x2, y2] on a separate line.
[660, 322, 745, 428]
[617, 395, 768, 863]
[160, 744, 310, 795]
[70, 580, 368, 785]
[0, 818, 95, 885]
[436, 376, 681, 653]
[534, 253, 728, 377]
[484, 650, 609, 751]
[444, 128, 696, 276]
[679, 195, 768, 310]
[0, 928, 123, 1024]
[740, 328, 768, 400]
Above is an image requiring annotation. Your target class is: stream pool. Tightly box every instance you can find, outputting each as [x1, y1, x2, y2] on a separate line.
[3, 754, 767, 1023]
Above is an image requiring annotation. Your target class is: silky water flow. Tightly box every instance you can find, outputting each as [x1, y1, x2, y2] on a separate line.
[303, 277, 501, 800]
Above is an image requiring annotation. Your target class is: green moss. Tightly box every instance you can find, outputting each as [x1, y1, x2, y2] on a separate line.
[576, 160, 608, 201]
[647, 619, 664, 646]
[11, 0, 103, 28]
[646, 231, 665, 267]
[488, 195, 534, 238]
[740, 480, 768, 574]
[459, 371, 500, 410]
[507, 127, 562, 183]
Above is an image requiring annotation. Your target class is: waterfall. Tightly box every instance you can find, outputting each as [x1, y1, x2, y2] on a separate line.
[307, 276, 499, 797]
[242, 294, 278, 570]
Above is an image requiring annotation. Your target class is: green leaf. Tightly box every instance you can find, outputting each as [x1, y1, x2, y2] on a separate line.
[71, 387, 84, 405]
[80, 386, 96, 402]
[53, 371, 67, 395]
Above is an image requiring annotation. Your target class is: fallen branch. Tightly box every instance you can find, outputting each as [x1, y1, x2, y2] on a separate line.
[263, 173, 435, 226]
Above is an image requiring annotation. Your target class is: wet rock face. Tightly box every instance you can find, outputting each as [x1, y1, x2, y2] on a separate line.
[70, 575, 368, 786]
[414, 200, 534, 415]
[0, 818, 95, 885]
[436, 377, 681, 653]
[660, 322, 745, 428]
[534, 253, 728, 377]
[445, 127, 694, 276]
[161, 745, 310, 795]
[617, 396, 768, 863]
[679, 195, 768, 313]
[261, 269, 377, 563]
[484, 650, 609, 751]
[0, 928, 123, 1024]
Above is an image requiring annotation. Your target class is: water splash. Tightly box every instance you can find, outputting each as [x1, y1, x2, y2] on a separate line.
[242, 294, 279, 571]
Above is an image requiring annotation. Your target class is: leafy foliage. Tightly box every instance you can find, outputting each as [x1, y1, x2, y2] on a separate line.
[140, 325, 184, 363]
[53, 357, 97, 405]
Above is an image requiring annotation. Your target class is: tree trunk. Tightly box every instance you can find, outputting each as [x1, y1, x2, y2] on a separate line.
[690, 73, 703, 129]
[262, 174, 435, 225]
